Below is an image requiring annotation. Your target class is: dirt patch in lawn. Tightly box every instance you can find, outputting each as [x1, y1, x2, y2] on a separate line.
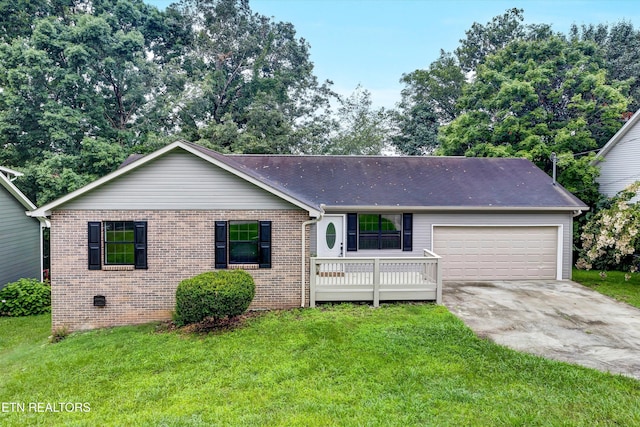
[156, 311, 267, 335]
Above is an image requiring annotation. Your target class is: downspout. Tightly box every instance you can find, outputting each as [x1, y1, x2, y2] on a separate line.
[39, 223, 44, 282]
[37, 218, 50, 282]
[301, 204, 325, 307]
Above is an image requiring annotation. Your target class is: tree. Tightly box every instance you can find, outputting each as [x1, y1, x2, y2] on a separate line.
[571, 21, 640, 111]
[322, 86, 389, 155]
[400, 51, 465, 124]
[455, 8, 554, 73]
[0, 0, 179, 165]
[393, 9, 554, 156]
[438, 36, 628, 206]
[164, 0, 335, 153]
[0, 0, 50, 42]
[0, 0, 336, 202]
[393, 51, 464, 155]
[391, 103, 439, 155]
[0, 0, 196, 202]
[16, 138, 127, 205]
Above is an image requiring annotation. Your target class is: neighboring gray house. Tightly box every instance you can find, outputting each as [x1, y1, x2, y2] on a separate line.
[593, 110, 640, 201]
[29, 141, 587, 331]
[0, 167, 46, 287]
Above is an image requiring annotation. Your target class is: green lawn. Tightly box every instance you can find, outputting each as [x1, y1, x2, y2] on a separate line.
[573, 268, 640, 308]
[1, 304, 639, 426]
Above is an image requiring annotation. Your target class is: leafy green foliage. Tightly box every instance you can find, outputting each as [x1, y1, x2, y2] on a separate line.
[393, 9, 553, 155]
[320, 86, 389, 155]
[455, 8, 554, 73]
[392, 101, 440, 155]
[400, 51, 465, 124]
[0, 0, 185, 202]
[13, 137, 127, 205]
[0, 278, 51, 317]
[571, 21, 640, 111]
[438, 36, 627, 206]
[174, 270, 255, 325]
[577, 182, 640, 272]
[165, 0, 335, 154]
[0, 0, 343, 205]
[3, 2, 640, 211]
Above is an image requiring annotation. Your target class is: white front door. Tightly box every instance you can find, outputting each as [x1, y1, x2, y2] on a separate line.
[317, 215, 345, 258]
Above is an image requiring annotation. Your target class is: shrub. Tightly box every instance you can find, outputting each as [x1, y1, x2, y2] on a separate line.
[577, 182, 640, 272]
[0, 278, 51, 316]
[50, 325, 70, 343]
[174, 270, 255, 326]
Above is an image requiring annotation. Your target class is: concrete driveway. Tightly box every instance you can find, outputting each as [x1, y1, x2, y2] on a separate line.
[443, 280, 640, 380]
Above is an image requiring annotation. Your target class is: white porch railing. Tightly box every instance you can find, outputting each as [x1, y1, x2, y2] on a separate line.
[310, 249, 442, 307]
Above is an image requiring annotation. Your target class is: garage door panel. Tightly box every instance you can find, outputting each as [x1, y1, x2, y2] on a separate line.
[433, 226, 558, 280]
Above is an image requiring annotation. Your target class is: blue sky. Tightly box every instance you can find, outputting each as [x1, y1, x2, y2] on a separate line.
[146, 0, 640, 108]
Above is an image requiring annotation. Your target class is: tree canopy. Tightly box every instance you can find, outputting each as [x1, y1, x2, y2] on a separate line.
[1, 0, 336, 204]
[393, 9, 638, 210]
[1, 2, 638, 216]
[392, 8, 556, 156]
[438, 36, 627, 205]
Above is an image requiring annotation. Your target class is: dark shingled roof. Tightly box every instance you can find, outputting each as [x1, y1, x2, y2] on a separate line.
[182, 142, 587, 211]
[119, 153, 145, 168]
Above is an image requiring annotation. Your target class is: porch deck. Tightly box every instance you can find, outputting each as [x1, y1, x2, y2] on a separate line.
[310, 250, 442, 307]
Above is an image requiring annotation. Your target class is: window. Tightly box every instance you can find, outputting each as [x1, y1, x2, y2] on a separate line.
[347, 213, 412, 252]
[215, 220, 271, 269]
[88, 221, 147, 270]
[229, 221, 259, 264]
[358, 214, 402, 250]
[105, 222, 135, 264]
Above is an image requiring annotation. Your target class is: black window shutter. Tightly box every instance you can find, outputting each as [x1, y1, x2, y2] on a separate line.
[259, 221, 272, 268]
[215, 221, 228, 269]
[134, 221, 148, 269]
[402, 213, 413, 252]
[347, 213, 357, 251]
[88, 222, 101, 270]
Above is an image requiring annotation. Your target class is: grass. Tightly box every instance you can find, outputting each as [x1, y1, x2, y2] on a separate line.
[1, 305, 639, 426]
[573, 268, 640, 308]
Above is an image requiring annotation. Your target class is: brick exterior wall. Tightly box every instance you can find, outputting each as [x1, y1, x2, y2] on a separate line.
[51, 209, 311, 331]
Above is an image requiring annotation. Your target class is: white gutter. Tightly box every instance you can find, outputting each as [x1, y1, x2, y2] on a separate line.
[322, 205, 589, 212]
[301, 204, 325, 307]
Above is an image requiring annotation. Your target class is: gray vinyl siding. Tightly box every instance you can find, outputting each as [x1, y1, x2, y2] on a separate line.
[597, 123, 640, 201]
[62, 150, 298, 211]
[0, 188, 41, 287]
[310, 223, 317, 255]
[340, 211, 574, 280]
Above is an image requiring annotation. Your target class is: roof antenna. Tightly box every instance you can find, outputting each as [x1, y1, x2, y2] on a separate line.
[550, 152, 557, 186]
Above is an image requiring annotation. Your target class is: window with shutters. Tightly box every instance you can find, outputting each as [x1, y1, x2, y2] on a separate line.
[229, 221, 259, 264]
[104, 222, 135, 265]
[88, 221, 147, 270]
[215, 220, 271, 269]
[358, 214, 402, 250]
[347, 213, 412, 252]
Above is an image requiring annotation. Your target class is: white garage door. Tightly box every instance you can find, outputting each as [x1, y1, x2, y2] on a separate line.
[433, 226, 558, 280]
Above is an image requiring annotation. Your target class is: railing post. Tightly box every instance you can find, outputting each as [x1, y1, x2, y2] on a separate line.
[310, 257, 316, 308]
[373, 258, 380, 307]
[436, 256, 442, 304]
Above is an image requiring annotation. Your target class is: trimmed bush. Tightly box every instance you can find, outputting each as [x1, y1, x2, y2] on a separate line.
[174, 270, 255, 326]
[0, 278, 51, 317]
